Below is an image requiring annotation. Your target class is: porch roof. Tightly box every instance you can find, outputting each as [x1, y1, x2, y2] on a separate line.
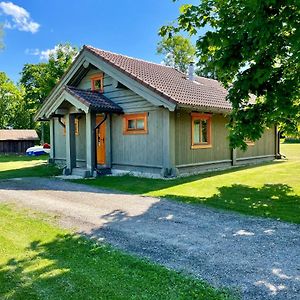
[65, 86, 123, 113]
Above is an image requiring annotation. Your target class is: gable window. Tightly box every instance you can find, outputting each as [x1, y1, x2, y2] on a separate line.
[123, 113, 148, 134]
[90, 74, 104, 92]
[191, 113, 212, 149]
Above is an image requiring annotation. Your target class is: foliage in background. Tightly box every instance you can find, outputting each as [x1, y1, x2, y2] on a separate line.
[0, 72, 30, 129]
[20, 43, 78, 141]
[160, 0, 300, 149]
[157, 35, 196, 73]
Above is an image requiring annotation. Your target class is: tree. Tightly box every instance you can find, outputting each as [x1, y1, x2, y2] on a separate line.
[160, 1, 300, 149]
[0, 72, 28, 129]
[157, 35, 195, 73]
[20, 43, 78, 141]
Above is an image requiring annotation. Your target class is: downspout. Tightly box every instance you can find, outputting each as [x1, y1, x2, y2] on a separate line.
[94, 113, 108, 169]
[275, 125, 282, 159]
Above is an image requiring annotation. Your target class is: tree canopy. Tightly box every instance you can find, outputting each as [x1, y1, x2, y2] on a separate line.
[157, 35, 196, 73]
[0, 72, 29, 129]
[20, 43, 78, 137]
[160, 0, 300, 149]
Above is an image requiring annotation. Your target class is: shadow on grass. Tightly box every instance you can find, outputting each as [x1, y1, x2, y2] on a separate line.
[165, 183, 300, 224]
[0, 234, 232, 300]
[76, 160, 286, 195]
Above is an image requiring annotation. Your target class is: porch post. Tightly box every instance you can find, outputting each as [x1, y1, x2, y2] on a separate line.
[86, 112, 95, 175]
[162, 109, 177, 177]
[49, 118, 55, 162]
[231, 148, 237, 166]
[65, 113, 76, 173]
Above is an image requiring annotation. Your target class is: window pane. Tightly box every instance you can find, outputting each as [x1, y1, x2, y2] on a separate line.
[136, 119, 145, 129]
[94, 79, 102, 90]
[193, 120, 200, 144]
[127, 119, 135, 129]
[201, 120, 208, 143]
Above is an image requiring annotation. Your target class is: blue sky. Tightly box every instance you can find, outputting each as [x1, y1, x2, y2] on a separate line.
[0, 0, 198, 83]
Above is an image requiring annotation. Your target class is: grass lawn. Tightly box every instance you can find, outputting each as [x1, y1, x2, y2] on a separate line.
[77, 144, 300, 224]
[0, 155, 60, 180]
[0, 204, 233, 300]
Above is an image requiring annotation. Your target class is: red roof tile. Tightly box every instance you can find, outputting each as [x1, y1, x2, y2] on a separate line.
[85, 45, 231, 111]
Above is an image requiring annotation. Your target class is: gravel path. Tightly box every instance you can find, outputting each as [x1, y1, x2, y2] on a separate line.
[0, 177, 299, 300]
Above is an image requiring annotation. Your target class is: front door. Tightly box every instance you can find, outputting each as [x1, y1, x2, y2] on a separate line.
[96, 115, 106, 165]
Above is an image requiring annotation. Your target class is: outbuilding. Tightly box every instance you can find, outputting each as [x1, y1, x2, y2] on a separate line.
[0, 129, 39, 154]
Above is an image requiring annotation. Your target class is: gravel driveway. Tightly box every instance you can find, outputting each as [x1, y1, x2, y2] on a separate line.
[0, 177, 299, 300]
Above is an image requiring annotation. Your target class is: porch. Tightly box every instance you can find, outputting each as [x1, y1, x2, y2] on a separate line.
[47, 86, 123, 177]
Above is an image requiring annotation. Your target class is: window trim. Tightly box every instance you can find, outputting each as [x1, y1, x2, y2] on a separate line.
[62, 117, 79, 136]
[90, 73, 104, 92]
[191, 113, 212, 149]
[123, 113, 148, 135]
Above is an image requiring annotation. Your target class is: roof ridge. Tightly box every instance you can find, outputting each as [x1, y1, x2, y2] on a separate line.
[85, 45, 185, 72]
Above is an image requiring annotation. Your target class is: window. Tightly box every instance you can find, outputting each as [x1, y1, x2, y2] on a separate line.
[90, 73, 104, 92]
[191, 113, 212, 149]
[62, 117, 79, 136]
[123, 113, 148, 134]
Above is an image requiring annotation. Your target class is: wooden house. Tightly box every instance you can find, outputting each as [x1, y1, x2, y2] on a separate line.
[35, 46, 279, 178]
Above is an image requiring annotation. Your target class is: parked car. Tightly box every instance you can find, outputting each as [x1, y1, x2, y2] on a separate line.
[26, 144, 50, 156]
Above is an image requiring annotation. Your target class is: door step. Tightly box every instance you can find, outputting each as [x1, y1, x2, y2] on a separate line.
[71, 168, 91, 178]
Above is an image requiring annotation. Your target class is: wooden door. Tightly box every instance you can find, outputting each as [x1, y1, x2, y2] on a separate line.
[96, 115, 106, 165]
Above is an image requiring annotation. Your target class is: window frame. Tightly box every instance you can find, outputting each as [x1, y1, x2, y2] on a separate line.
[123, 113, 148, 135]
[62, 117, 79, 136]
[191, 113, 212, 149]
[90, 73, 104, 93]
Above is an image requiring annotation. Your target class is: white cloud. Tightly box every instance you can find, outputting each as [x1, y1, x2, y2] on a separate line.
[0, 2, 40, 33]
[25, 45, 77, 61]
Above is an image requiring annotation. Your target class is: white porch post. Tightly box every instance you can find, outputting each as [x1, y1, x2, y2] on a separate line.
[86, 112, 95, 175]
[65, 113, 76, 173]
[49, 118, 55, 162]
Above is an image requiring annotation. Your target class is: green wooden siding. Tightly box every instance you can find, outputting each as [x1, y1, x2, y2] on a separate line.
[175, 111, 231, 166]
[77, 69, 155, 113]
[237, 127, 275, 159]
[111, 109, 164, 169]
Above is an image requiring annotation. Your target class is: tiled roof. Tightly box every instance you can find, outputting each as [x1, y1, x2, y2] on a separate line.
[85, 45, 231, 111]
[65, 86, 123, 113]
[0, 130, 39, 141]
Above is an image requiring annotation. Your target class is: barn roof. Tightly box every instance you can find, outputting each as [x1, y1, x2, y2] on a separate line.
[0, 130, 39, 141]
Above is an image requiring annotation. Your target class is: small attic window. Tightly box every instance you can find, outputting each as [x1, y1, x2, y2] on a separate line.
[90, 74, 104, 92]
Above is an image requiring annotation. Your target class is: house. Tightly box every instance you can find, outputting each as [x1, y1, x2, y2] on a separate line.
[0, 129, 39, 154]
[35, 45, 279, 178]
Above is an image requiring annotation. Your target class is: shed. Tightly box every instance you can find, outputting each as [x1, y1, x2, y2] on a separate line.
[0, 130, 39, 154]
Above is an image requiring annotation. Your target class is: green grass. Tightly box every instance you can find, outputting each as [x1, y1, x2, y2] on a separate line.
[76, 144, 300, 224]
[0, 204, 234, 300]
[0, 155, 60, 180]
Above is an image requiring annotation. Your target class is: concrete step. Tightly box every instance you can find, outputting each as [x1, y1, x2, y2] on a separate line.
[71, 168, 90, 178]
